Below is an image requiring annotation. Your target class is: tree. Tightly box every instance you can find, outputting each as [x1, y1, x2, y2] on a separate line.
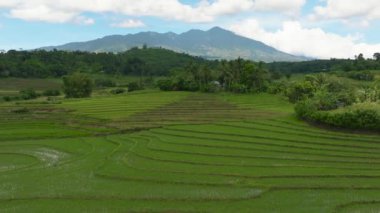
[185, 62, 200, 88]
[218, 60, 233, 90]
[374, 52, 380, 61]
[356, 53, 365, 61]
[63, 73, 93, 98]
[242, 62, 269, 92]
[286, 81, 315, 103]
[125, 57, 146, 87]
[127, 81, 143, 92]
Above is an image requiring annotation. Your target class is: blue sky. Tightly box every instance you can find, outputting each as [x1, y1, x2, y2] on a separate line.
[0, 0, 379, 59]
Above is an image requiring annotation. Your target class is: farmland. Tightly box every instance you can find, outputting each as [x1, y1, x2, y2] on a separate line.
[0, 90, 380, 212]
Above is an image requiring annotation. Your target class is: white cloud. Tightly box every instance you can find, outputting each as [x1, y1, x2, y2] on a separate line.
[111, 19, 145, 28]
[253, 0, 306, 15]
[73, 16, 95, 25]
[0, 0, 306, 24]
[4, 3, 94, 25]
[311, 0, 380, 24]
[8, 5, 79, 24]
[228, 18, 380, 59]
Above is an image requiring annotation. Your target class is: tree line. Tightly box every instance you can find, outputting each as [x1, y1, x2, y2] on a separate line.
[0, 47, 211, 78]
[2, 48, 380, 79]
[157, 58, 272, 93]
[266, 53, 380, 74]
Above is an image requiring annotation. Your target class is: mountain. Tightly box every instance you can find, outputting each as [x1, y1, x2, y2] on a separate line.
[41, 27, 307, 62]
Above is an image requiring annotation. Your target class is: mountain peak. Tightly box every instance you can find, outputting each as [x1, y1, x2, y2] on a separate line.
[208, 26, 229, 33]
[40, 28, 307, 62]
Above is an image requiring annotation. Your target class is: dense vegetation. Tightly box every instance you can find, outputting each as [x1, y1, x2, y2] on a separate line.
[267, 53, 380, 73]
[157, 59, 270, 93]
[63, 73, 93, 98]
[2, 48, 380, 79]
[0, 48, 210, 78]
[288, 74, 380, 131]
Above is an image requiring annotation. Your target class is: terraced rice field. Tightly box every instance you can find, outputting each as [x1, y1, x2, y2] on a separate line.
[1, 91, 380, 212]
[61, 91, 191, 120]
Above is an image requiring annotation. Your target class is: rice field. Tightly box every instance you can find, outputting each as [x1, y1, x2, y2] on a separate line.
[1, 91, 380, 212]
[0, 78, 62, 91]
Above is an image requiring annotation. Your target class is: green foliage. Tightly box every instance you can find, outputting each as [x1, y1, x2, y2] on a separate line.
[347, 71, 375, 81]
[241, 62, 270, 92]
[0, 48, 212, 78]
[295, 96, 380, 131]
[158, 58, 271, 94]
[19, 88, 39, 100]
[291, 72, 380, 131]
[200, 81, 221, 93]
[270, 71, 283, 80]
[63, 73, 93, 98]
[358, 86, 380, 102]
[42, 89, 61, 97]
[286, 81, 315, 103]
[11, 107, 30, 114]
[267, 57, 380, 74]
[294, 98, 318, 119]
[230, 83, 249, 93]
[94, 79, 116, 88]
[156, 79, 175, 91]
[267, 80, 289, 95]
[374, 52, 380, 61]
[315, 109, 380, 131]
[155, 76, 198, 92]
[127, 81, 143, 92]
[110, 88, 126, 95]
[2, 96, 10, 102]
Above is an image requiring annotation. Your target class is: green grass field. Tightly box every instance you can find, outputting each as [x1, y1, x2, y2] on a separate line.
[0, 78, 62, 91]
[0, 90, 380, 212]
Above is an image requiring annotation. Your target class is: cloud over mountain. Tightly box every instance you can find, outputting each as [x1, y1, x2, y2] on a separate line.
[229, 19, 380, 59]
[0, 0, 306, 24]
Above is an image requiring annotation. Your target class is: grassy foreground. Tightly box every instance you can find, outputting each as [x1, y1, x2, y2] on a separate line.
[0, 91, 380, 212]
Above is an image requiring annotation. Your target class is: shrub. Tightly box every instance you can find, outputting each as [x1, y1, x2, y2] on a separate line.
[267, 81, 288, 94]
[182, 81, 199, 91]
[315, 109, 380, 131]
[43, 89, 61, 97]
[347, 71, 375, 81]
[19, 89, 39, 100]
[63, 73, 93, 98]
[156, 79, 174, 91]
[127, 82, 143, 92]
[314, 91, 340, 111]
[3, 96, 20, 102]
[110, 88, 126, 95]
[286, 81, 315, 103]
[95, 79, 116, 88]
[295, 99, 318, 119]
[295, 100, 380, 131]
[230, 83, 248, 93]
[201, 81, 221, 93]
[270, 71, 283, 80]
[3, 96, 12, 102]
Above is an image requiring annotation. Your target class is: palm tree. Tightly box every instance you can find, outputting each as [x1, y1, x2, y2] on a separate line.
[219, 60, 233, 90]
